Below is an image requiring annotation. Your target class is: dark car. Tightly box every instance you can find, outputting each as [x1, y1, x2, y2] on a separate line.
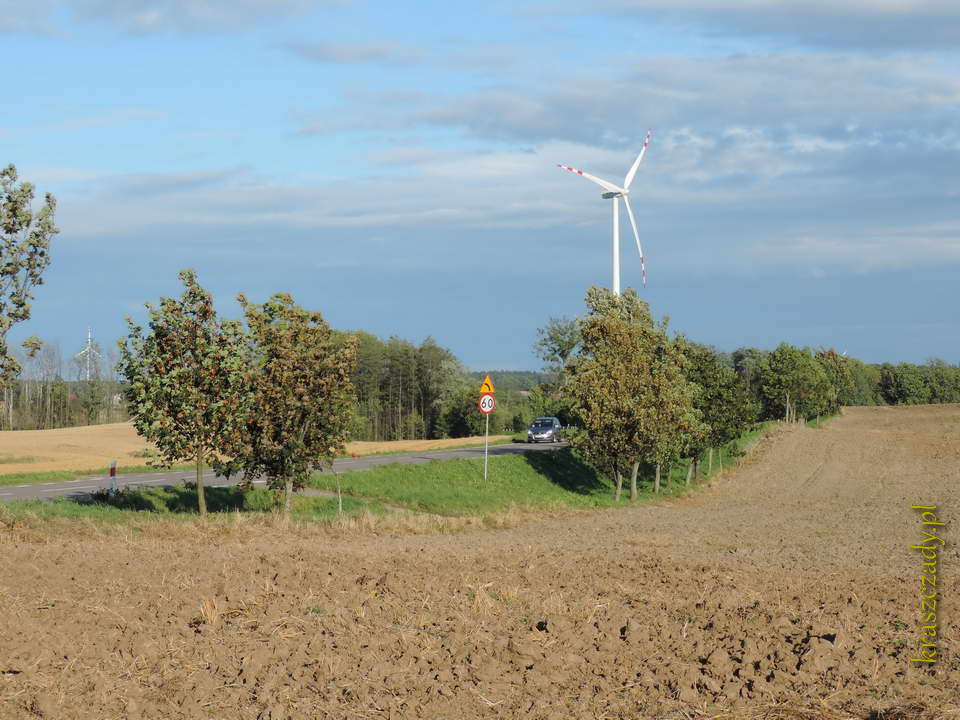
[527, 416, 562, 443]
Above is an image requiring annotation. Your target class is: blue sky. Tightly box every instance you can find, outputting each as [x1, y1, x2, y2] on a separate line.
[4, 0, 959, 372]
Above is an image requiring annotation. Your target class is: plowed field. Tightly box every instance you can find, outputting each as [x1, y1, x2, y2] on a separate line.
[1, 405, 957, 719]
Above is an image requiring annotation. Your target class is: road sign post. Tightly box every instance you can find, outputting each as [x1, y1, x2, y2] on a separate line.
[478, 375, 496, 480]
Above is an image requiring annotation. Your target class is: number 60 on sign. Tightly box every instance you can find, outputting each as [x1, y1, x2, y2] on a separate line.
[478, 393, 496, 414]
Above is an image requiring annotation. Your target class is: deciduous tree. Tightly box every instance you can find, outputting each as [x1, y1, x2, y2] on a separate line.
[682, 342, 757, 481]
[226, 293, 358, 514]
[1, 165, 58, 390]
[117, 270, 246, 515]
[567, 287, 703, 500]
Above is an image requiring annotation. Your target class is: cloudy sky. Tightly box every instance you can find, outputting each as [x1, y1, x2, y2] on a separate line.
[4, 0, 959, 371]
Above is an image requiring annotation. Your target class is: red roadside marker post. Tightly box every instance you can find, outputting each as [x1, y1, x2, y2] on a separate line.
[478, 375, 496, 481]
[108, 459, 118, 495]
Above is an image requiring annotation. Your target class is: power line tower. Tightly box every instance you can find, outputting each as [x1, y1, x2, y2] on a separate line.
[75, 327, 102, 381]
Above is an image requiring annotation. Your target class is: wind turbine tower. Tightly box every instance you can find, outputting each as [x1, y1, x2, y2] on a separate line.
[75, 327, 101, 381]
[557, 130, 652, 295]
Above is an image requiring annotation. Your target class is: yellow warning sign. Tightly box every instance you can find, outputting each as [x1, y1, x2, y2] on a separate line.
[479, 375, 495, 394]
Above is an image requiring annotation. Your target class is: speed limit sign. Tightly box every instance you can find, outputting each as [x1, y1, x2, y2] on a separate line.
[478, 393, 496, 414]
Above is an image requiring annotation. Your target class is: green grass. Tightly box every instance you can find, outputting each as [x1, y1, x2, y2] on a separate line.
[0, 462, 197, 487]
[2, 423, 777, 528]
[306, 422, 776, 516]
[0, 483, 386, 524]
[310, 450, 619, 514]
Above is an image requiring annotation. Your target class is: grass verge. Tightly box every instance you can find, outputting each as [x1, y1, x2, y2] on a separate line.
[306, 421, 776, 516]
[1, 422, 777, 531]
[0, 483, 387, 525]
[0, 462, 197, 487]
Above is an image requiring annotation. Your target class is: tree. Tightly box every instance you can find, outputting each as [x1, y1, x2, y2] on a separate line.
[567, 287, 703, 500]
[117, 270, 246, 515]
[878, 362, 930, 405]
[1, 165, 58, 390]
[533, 316, 581, 380]
[682, 342, 757, 481]
[759, 344, 836, 421]
[815, 348, 855, 407]
[225, 293, 358, 514]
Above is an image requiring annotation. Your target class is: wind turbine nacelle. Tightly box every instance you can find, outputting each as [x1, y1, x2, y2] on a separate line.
[601, 191, 622, 199]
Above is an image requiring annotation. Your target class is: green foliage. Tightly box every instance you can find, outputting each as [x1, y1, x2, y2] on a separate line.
[117, 269, 247, 513]
[878, 362, 931, 405]
[467, 370, 550, 392]
[731, 347, 768, 396]
[846, 358, 883, 406]
[532, 316, 581, 379]
[0, 165, 58, 389]
[566, 287, 704, 496]
[224, 293, 358, 509]
[348, 332, 466, 440]
[441, 384, 527, 437]
[682, 342, 758, 454]
[759, 343, 837, 421]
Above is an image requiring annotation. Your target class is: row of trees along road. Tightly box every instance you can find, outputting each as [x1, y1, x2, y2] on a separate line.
[534, 289, 960, 500]
[118, 270, 357, 515]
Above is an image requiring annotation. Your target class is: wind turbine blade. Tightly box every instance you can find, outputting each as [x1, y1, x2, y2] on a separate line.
[623, 129, 652, 190]
[623, 195, 646, 287]
[556, 164, 625, 195]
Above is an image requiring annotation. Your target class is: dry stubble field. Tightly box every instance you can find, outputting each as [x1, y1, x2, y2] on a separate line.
[0, 405, 957, 719]
[0, 422, 510, 474]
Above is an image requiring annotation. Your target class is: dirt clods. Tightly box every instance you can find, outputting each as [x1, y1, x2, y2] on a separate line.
[1, 405, 958, 718]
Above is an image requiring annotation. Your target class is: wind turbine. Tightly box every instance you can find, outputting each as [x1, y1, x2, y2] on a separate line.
[75, 327, 101, 381]
[557, 130, 651, 295]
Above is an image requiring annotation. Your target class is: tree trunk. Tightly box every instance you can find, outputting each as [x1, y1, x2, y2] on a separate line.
[284, 477, 293, 515]
[708, 448, 713, 474]
[665, 461, 673, 486]
[685, 459, 694, 486]
[336, 473, 343, 515]
[629, 461, 639, 500]
[654, 463, 661, 494]
[613, 468, 623, 501]
[196, 454, 207, 516]
[693, 457, 700, 482]
[719, 448, 723, 471]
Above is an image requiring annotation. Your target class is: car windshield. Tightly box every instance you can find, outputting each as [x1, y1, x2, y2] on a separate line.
[532, 421, 553, 428]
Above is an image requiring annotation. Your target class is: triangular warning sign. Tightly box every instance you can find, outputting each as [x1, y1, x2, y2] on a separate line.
[479, 374, 495, 394]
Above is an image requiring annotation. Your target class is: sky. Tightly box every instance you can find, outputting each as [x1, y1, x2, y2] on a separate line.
[3, 0, 959, 372]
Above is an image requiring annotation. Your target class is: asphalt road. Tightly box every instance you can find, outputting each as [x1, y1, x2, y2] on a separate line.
[0, 441, 568, 502]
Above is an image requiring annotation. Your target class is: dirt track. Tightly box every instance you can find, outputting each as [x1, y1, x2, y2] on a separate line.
[0, 405, 957, 719]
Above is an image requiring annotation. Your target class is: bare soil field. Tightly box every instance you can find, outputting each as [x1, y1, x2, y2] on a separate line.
[0, 422, 511, 474]
[1, 405, 957, 719]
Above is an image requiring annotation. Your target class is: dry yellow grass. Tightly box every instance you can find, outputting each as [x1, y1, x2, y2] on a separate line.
[0, 422, 511, 475]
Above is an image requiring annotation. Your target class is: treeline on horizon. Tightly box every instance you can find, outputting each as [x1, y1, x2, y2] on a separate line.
[2, 328, 958, 435]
